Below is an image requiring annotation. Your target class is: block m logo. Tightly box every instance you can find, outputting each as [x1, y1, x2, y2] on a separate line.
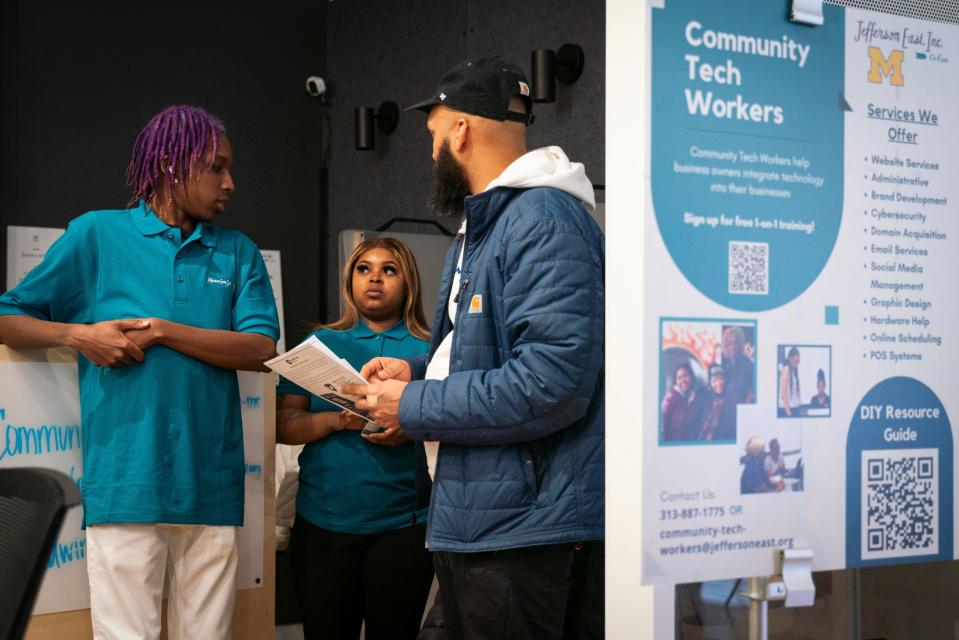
[867, 47, 904, 86]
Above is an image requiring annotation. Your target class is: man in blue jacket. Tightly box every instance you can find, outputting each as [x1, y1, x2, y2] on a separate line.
[344, 57, 604, 640]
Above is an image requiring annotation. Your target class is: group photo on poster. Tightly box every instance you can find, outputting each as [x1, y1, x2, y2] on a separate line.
[659, 318, 756, 444]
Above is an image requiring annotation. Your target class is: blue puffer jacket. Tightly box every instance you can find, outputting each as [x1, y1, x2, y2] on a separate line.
[398, 184, 605, 552]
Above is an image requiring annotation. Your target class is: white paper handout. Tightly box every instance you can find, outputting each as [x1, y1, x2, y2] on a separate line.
[265, 336, 381, 432]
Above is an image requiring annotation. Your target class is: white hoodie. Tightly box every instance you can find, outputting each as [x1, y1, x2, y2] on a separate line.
[422, 147, 594, 477]
[485, 145, 595, 211]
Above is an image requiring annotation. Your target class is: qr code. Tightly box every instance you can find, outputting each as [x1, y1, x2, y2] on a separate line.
[861, 449, 938, 560]
[728, 241, 768, 295]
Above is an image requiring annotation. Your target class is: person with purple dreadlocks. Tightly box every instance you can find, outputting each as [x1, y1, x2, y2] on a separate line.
[0, 105, 279, 639]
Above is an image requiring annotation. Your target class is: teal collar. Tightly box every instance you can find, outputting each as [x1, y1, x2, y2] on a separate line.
[131, 201, 216, 247]
[351, 319, 409, 341]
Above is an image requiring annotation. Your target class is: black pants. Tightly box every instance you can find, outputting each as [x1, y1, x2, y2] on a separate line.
[562, 542, 604, 640]
[290, 515, 434, 640]
[427, 541, 605, 640]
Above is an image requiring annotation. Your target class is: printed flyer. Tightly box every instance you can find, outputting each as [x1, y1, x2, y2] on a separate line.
[643, 0, 957, 583]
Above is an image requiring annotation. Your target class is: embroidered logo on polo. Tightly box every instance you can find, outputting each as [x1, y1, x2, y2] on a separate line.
[206, 276, 233, 288]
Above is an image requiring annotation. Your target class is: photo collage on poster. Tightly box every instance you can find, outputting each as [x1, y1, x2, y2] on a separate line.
[659, 319, 833, 496]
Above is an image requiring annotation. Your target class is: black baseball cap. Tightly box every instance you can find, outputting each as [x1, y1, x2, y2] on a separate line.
[406, 56, 535, 126]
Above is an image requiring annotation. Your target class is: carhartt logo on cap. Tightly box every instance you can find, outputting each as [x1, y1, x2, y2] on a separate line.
[439, 92, 447, 101]
[518, 81, 530, 96]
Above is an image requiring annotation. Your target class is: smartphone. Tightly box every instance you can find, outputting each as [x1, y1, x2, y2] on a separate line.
[361, 421, 385, 435]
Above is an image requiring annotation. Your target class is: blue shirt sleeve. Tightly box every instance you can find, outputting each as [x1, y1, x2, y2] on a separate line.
[232, 237, 280, 339]
[0, 219, 93, 323]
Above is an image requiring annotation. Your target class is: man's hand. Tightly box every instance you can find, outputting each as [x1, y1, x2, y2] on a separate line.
[66, 319, 150, 367]
[362, 426, 408, 447]
[332, 411, 366, 432]
[124, 317, 166, 351]
[359, 357, 412, 383]
[340, 379, 408, 431]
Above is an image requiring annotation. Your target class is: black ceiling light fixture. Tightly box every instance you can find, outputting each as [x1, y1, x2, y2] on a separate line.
[531, 43, 585, 103]
[354, 101, 399, 150]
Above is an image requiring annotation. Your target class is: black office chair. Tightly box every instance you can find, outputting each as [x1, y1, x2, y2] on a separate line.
[0, 468, 82, 640]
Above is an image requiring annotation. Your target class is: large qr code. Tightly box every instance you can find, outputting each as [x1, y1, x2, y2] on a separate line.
[861, 449, 938, 560]
[728, 241, 768, 295]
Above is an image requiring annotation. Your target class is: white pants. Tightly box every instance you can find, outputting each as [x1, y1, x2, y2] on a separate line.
[86, 524, 238, 640]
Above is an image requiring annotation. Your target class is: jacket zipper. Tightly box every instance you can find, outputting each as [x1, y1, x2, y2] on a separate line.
[450, 220, 474, 369]
[452, 277, 470, 304]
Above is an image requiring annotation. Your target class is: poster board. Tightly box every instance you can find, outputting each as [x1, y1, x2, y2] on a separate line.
[0, 347, 277, 639]
[5, 226, 65, 291]
[635, 0, 958, 586]
[260, 249, 287, 353]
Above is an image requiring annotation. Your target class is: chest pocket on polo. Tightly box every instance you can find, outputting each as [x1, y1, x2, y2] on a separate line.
[171, 242, 235, 329]
[192, 272, 236, 328]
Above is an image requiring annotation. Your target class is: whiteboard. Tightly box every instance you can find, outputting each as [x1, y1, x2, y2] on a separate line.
[236, 371, 267, 590]
[0, 356, 86, 614]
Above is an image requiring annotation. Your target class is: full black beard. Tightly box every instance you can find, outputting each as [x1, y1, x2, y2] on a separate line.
[428, 140, 471, 218]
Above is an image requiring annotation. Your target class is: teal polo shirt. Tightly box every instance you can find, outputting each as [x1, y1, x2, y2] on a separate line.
[0, 203, 279, 526]
[277, 321, 429, 534]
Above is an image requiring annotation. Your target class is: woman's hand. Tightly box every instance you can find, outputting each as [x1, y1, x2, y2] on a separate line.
[278, 396, 364, 445]
[331, 411, 366, 432]
[362, 426, 408, 447]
